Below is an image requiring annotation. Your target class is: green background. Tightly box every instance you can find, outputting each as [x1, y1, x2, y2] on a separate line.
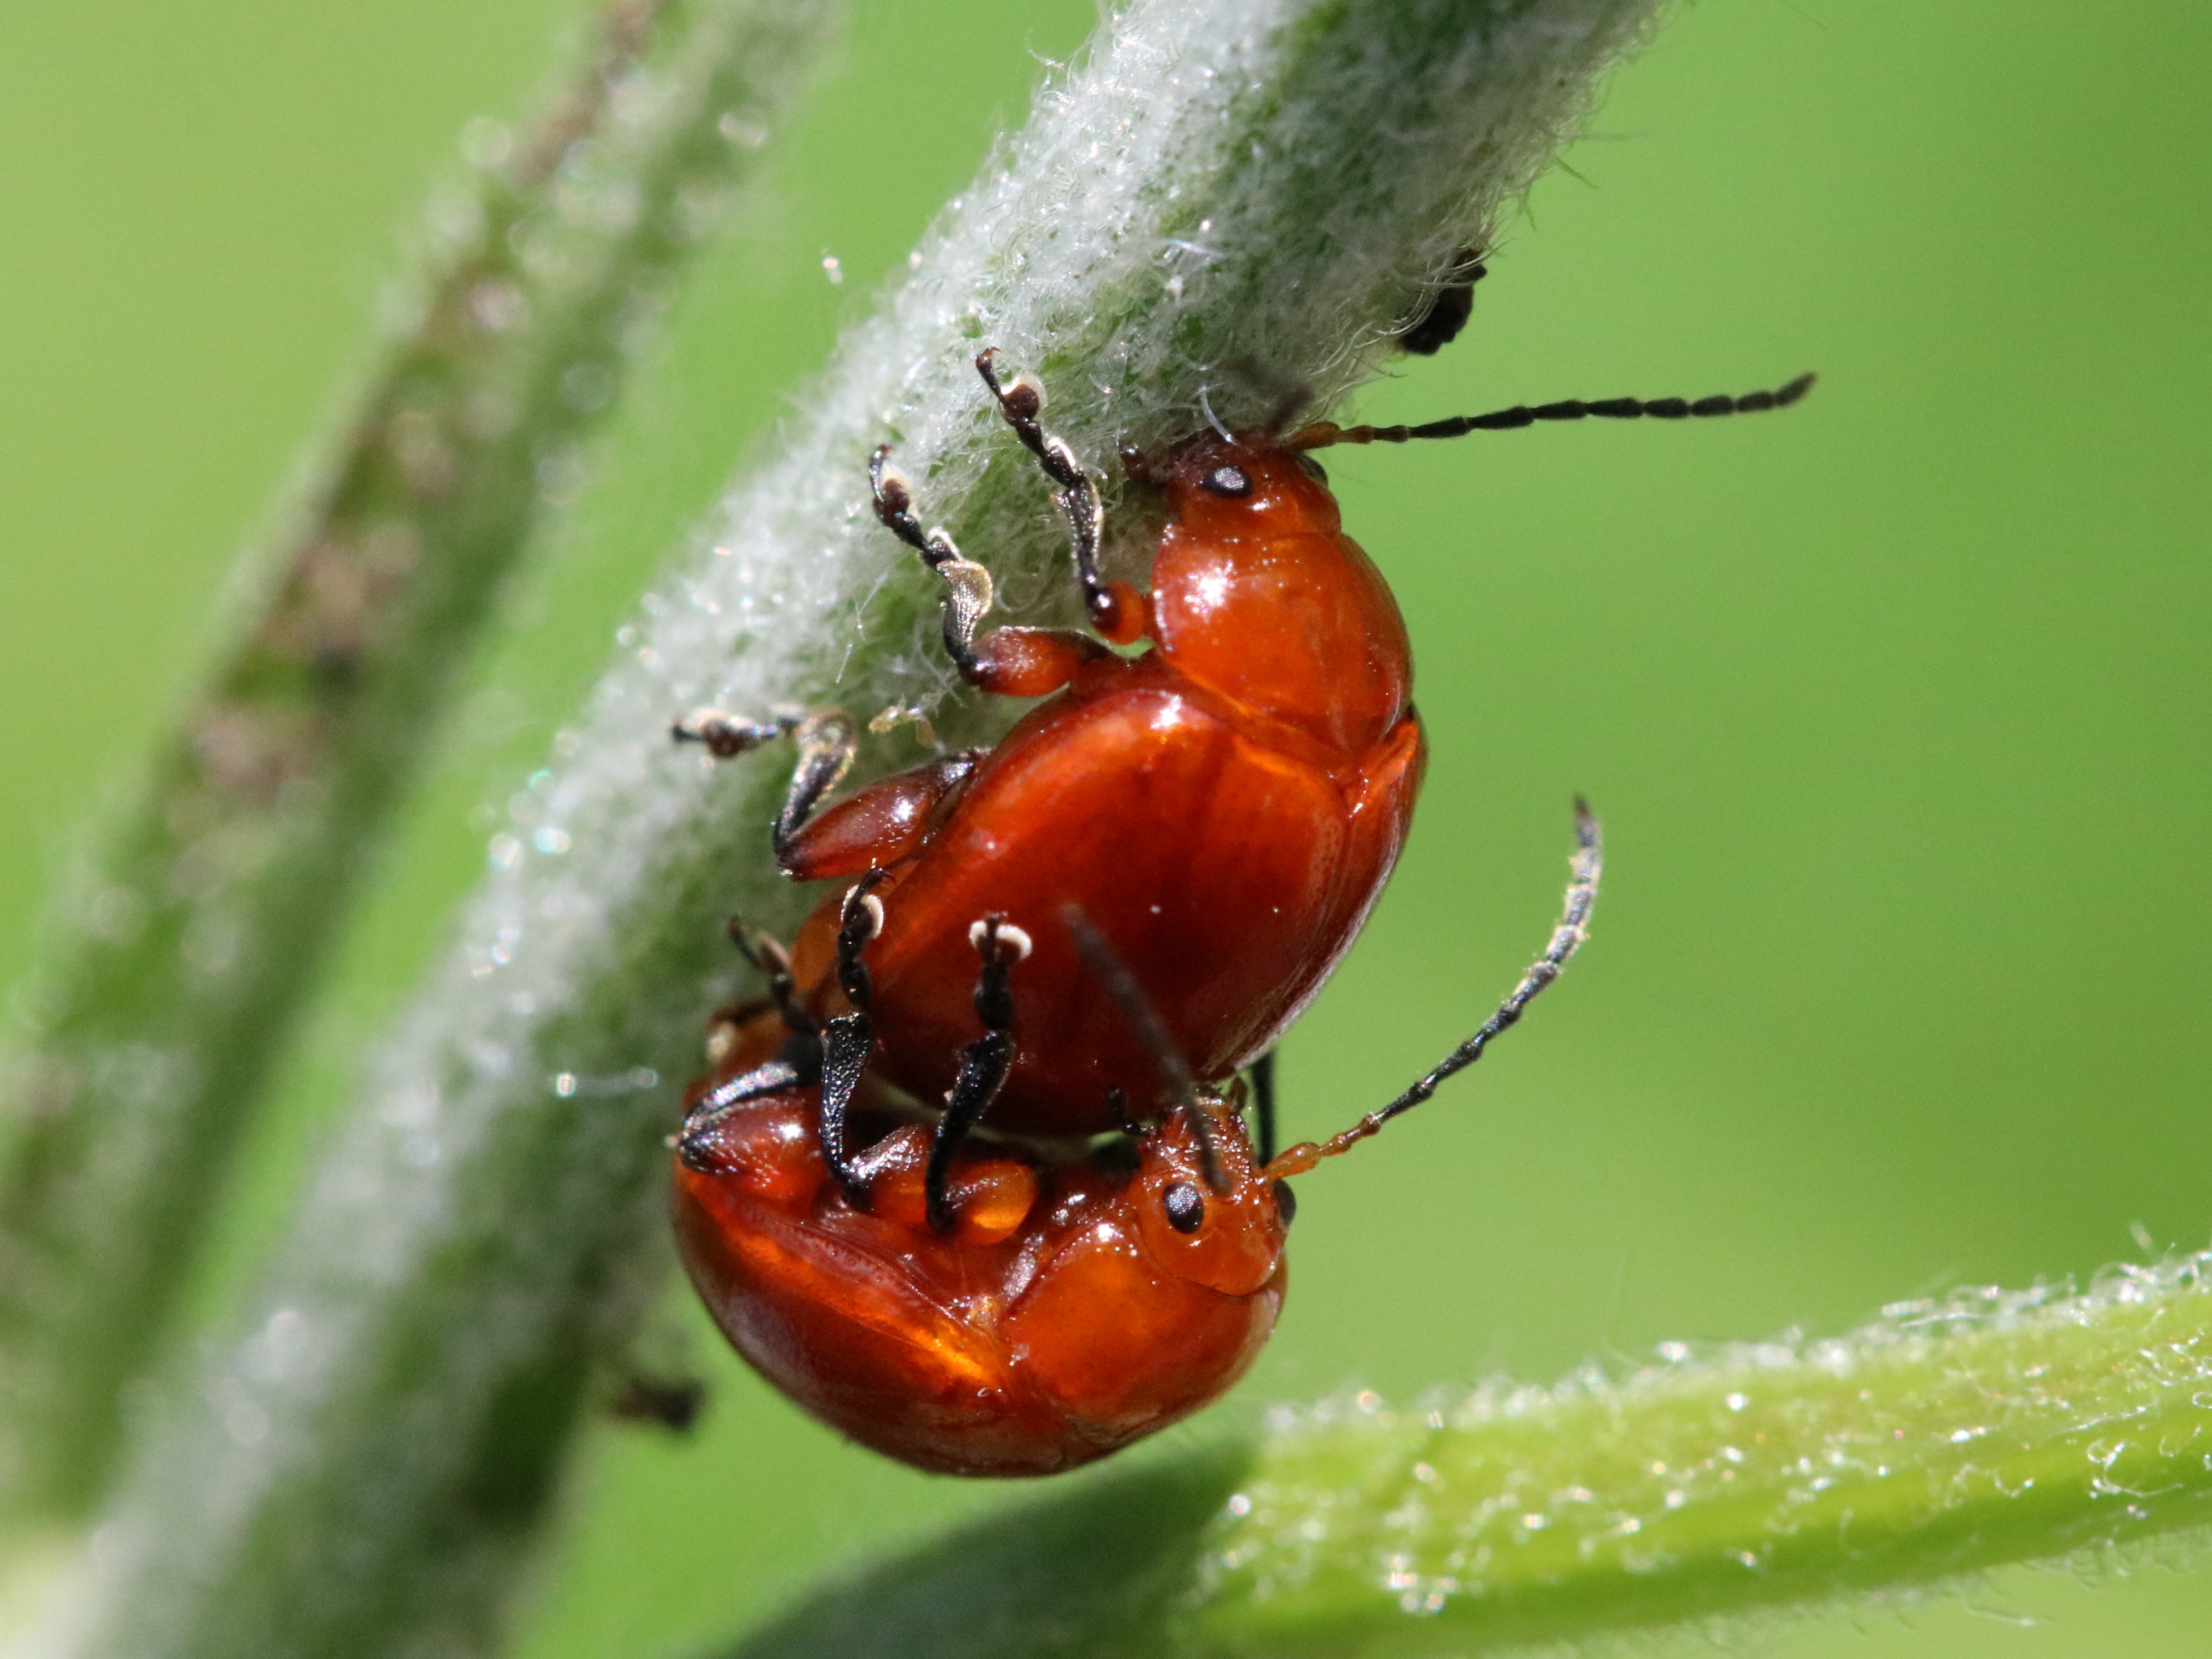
[3, 1, 2208, 1654]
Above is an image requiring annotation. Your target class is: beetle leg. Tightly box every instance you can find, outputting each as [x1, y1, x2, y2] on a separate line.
[974, 349, 1101, 592]
[1248, 1049, 1279, 1168]
[872, 429, 1122, 687]
[924, 915, 1029, 1233]
[963, 627, 1114, 696]
[729, 918, 825, 1083]
[727, 919, 815, 1040]
[868, 446, 998, 676]
[817, 871, 888, 1209]
[608, 1375, 706, 1434]
[683, 924, 826, 1170]
[776, 750, 984, 881]
[672, 708, 858, 868]
[975, 349, 1144, 644]
[677, 1058, 813, 1171]
[1395, 246, 1488, 357]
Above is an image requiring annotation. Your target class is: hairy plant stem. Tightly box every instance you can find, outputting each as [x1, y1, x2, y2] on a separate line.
[50, 1, 1666, 1654]
[730, 1253, 2212, 1658]
[0, 0, 845, 1525]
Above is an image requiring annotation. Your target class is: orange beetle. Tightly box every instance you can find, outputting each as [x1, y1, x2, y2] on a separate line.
[673, 818, 1601, 1477]
[673, 999, 1285, 1475]
[679, 353, 1425, 1227]
[678, 352, 1810, 1229]
[669, 340, 1806, 1473]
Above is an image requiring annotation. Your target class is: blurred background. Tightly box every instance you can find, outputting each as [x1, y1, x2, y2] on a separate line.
[2, 1, 2207, 1653]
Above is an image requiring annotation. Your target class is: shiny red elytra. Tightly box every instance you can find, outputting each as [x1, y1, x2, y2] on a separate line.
[669, 343, 1808, 1475]
[683, 359, 1426, 1183]
[673, 1007, 1285, 1474]
[669, 820, 1599, 1476]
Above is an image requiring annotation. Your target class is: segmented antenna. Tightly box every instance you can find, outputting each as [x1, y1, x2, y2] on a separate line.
[1266, 801, 1602, 1178]
[1289, 373, 1813, 451]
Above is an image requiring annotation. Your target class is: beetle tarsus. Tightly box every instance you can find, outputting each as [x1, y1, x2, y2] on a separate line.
[817, 873, 889, 1208]
[775, 713, 859, 858]
[924, 915, 1025, 1232]
[674, 707, 858, 870]
[975, 349, 1113, 630]
[817, 1014, 876, 1207]
[870, 444, 998, 676]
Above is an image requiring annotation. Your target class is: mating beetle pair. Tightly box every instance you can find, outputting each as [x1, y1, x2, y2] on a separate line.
[668, 309, 1808, 1474]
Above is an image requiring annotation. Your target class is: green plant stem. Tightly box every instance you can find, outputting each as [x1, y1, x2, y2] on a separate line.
[727, 1254, 2212, 1658]
[0, 0, 843, 1524]
[51, 2, 1663, 1655]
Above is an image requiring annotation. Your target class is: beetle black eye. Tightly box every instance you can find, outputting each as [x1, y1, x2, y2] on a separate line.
[1162, 1180, 1206, 1233]
[1202, 464, 1252, 498]
[1272, 1179, 1297, 1226]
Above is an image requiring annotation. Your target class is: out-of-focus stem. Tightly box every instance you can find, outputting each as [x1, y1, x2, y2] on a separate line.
[0, 0, 845, 1525]
[726, 1253, 2212, 1658]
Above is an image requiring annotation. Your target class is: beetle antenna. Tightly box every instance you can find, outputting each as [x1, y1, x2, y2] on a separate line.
[1265, 801, 1602, 1179]
[1060, 905, 1227, 1193]
[1286, 373, 1813, 451]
